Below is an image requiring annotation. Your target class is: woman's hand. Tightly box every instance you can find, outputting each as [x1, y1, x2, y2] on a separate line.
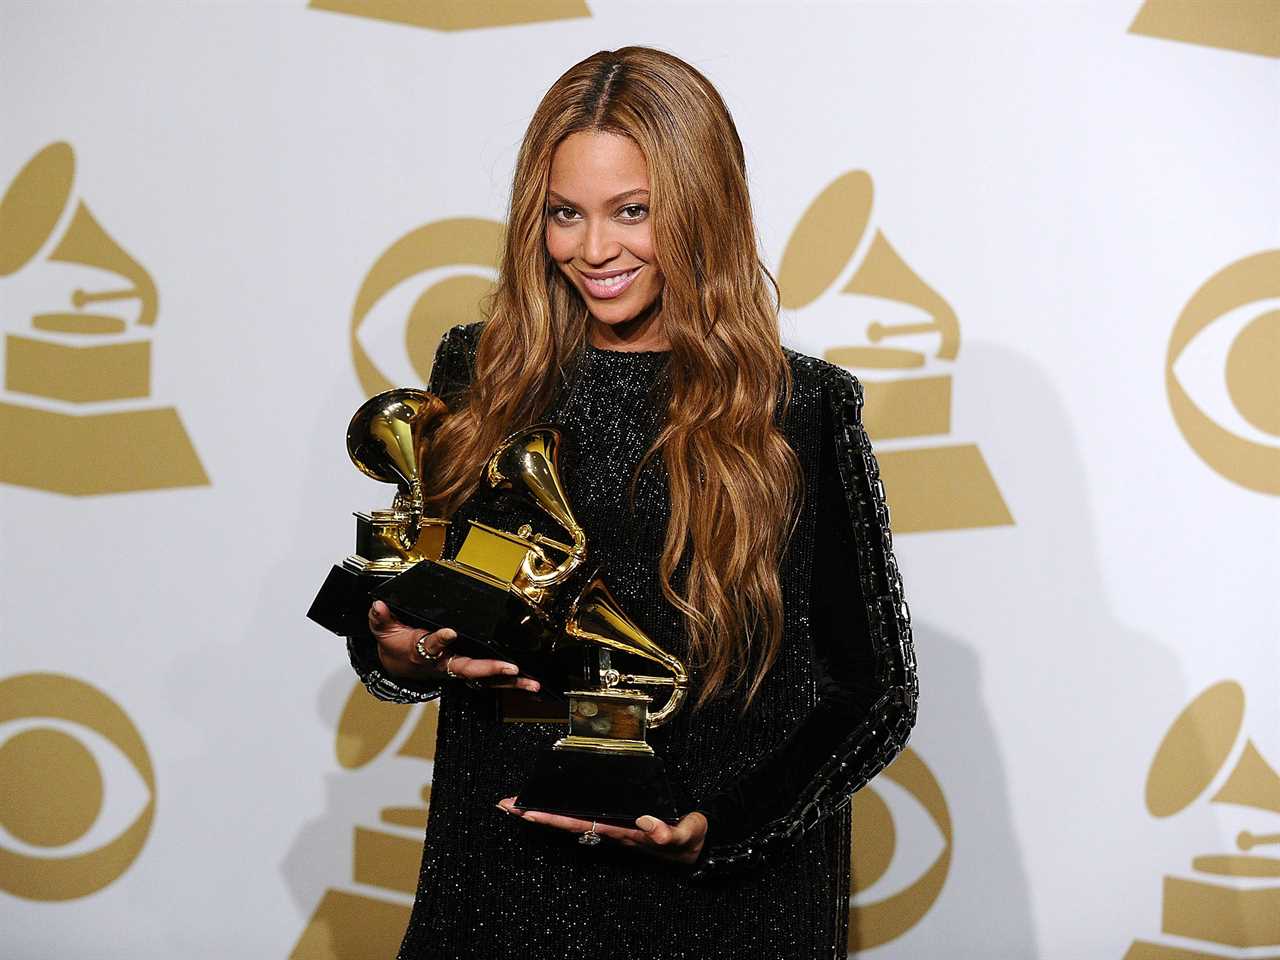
[496, 797, 707, 865]
[368, 601, 540, 692]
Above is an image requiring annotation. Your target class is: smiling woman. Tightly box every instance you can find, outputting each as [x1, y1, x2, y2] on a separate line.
[344, 46, 918, 960]
[544, 133, 665, 345]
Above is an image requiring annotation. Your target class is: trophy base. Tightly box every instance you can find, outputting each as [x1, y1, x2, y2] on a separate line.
[373, 559, 579, 695]
[514, 746, 685, 826]
[307, 564, 392, 636]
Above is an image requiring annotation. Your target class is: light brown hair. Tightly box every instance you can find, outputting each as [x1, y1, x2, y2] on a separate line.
[424, 47, 801, 707]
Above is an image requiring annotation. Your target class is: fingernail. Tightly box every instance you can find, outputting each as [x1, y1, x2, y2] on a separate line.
[442, 629, 457, 639]
[637, 816, 659, 831]
[502, 665, 519, 675]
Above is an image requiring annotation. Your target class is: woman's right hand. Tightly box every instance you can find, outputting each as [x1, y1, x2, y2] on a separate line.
[367, 600, 540, 692]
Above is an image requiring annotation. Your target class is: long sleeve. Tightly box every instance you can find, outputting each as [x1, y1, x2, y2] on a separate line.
[345, 322, 484, 704]
[692, 366, 918, 879]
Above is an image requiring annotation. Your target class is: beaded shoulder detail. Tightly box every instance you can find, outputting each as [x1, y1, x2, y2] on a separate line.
[693, 354, 918, 879]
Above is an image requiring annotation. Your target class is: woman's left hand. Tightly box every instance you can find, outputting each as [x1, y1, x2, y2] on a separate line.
[497, 797, 708, 865]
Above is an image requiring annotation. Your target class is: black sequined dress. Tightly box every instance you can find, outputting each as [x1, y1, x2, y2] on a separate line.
[347, 322, 917, 960]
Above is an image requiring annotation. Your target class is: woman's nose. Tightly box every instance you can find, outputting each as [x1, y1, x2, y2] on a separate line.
[581, 219, 622, 266]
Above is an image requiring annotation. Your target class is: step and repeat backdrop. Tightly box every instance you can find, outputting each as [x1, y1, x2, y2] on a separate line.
[1, 1, 1277, 957]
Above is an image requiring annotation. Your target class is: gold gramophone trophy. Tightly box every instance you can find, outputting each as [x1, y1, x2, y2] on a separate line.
[306, 388, 451, 636]
[513, 573, 691, 824]
[311, 392, 692, 822]
[372, 424, 589, 671]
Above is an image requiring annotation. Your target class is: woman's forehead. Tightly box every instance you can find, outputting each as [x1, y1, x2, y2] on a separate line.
[548, 131, 649, 202]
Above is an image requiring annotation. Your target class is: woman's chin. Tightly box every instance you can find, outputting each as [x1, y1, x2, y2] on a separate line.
[585, 295, 662, 329]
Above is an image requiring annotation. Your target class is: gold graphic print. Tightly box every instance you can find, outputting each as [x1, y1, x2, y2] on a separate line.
[779, 171, 1013, 533]
[292, 685, 438, 960]
[1126, 680, 1280, 958]
[351, 219, 503, 396]
[848, 748, 952, 951]
[0, 673, 156, 901]
[1129, 0, 1280, 59]
[1166, 250, 1280, 496]
[310, 0, 588, 32]
[0, 142, 207, 495]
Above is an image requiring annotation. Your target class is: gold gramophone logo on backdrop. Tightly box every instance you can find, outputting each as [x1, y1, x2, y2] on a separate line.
[0, 673, 156, 901]
[1126, 680, 1280, 958]
[310, 0, 589, 32]
[848, 748, 953, 953]
[350, 218, 503, 396]
[1129, 0, 1280, 59]
[778, 170, 1013, 533]
[292, 688, 438, 960]
[0, 141, 207, 495]
[1165, 250, 1280, 496]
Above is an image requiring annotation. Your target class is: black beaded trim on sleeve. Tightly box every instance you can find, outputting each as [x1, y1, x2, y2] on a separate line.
[693, 362, 918, 880]
[341, 322, 484, 706]
[346, 634, 443, 704]
[427, 321, 484, 408]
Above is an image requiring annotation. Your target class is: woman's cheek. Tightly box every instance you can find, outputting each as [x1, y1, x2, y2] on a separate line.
[544, 225, 570, 264]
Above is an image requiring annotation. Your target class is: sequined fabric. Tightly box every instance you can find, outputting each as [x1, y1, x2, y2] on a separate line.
[346, 322, 918, 959]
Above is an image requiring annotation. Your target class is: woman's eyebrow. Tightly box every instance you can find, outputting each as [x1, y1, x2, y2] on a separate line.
[547, 188, 651, 206]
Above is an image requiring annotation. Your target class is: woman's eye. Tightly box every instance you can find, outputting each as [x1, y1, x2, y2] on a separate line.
[618, 204, 648, 221]
[548, 206, 580, 223]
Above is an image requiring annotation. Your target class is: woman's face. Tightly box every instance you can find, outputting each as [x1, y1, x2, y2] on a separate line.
[545, 131, 665, 345]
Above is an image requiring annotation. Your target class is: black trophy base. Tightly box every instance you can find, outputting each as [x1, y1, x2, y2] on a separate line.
[514, 747, 684, 826]
[307, 564, 391, 636]
[373, 560, 579, 695]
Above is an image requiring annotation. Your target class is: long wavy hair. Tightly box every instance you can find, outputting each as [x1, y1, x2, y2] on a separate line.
[424, 47, 801, 708]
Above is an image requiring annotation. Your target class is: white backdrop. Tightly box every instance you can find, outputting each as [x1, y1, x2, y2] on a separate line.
[2, 2, 1277, 957]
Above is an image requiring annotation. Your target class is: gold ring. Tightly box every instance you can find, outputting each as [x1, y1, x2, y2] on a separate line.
[444, 655, 459, 679]
[578, 822, 602, 846]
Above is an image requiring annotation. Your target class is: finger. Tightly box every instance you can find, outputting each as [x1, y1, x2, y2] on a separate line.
[448, 656, 521, 680]
[517, 810, 644, 843]
[414, 627, 456, 661]
[635, 815, 674, 846]
[496, 797, 522, 815]
[480, 676, 541, 693]
[517, 810, 592, 832]
[666, 815, 698, 847]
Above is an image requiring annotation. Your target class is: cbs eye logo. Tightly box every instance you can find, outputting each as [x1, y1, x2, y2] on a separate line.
[1166, 250, 1280, 496]
[0, 673, 156, 901]
[350, 219, 503, 397]
[848, 748, 952, 951]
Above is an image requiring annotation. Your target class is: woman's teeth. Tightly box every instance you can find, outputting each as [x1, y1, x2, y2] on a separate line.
[582, 267, 639, 298]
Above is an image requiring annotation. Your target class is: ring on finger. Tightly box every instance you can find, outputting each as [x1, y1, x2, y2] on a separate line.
[578, 822, 602, 847]
[444, 655, 459, 679]
[414, 634, 445, 663]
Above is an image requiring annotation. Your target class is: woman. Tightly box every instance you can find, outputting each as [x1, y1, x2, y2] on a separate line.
[348, 46, 917, 959]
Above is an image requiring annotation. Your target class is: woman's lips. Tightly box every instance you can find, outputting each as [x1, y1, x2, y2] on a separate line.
[578, 266, 640, 300]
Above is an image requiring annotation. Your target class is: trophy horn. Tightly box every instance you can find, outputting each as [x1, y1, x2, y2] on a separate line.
[565, 574, 689, 729]
[486, 426, 587, 600]
[346, 389, 447, 501]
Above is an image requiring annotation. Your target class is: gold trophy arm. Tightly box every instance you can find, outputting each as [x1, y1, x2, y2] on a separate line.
[345, 390, 451, 572]
[374, 516, 449, 564]
[486, 425, 589, 604]
[566, 576, 690, 730]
